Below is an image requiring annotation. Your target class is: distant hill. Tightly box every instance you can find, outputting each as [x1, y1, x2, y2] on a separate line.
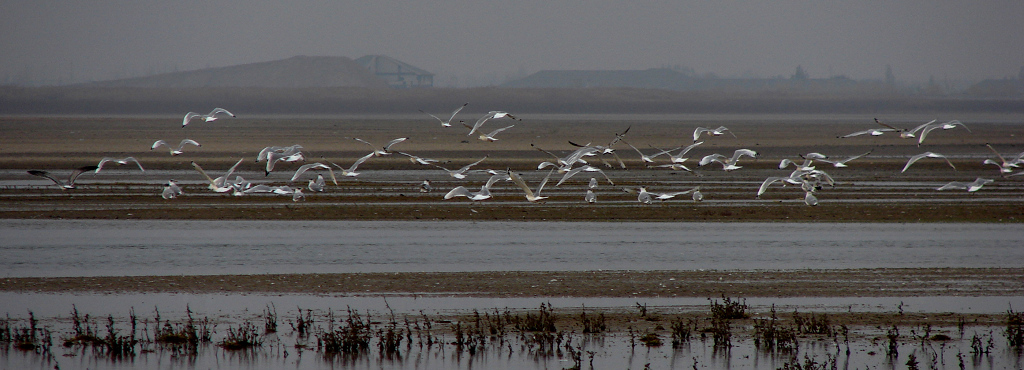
[81, 55, 389, 88]
[503, 68, 872, 93]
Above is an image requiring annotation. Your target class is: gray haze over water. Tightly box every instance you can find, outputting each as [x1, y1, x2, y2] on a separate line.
[3, 1, 1022, 86]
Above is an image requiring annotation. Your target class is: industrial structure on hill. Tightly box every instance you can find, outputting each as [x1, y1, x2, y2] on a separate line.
[355, 55, 434, 88]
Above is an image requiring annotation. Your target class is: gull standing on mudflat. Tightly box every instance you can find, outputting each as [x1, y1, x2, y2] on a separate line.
[307, 175, 326, 192]
[152, 139, 201, 156]
[182, 108, 235, 127]
[585, 177, 598, 203]
[420, 103, 468, 127]
[26, 165, 98, 190]
[96, 157, 145, 173]
[420, 180, 433, 193]
[162, 180, 183, 199]
[901, 152, 956, 173]
[936, 178, 994, 192]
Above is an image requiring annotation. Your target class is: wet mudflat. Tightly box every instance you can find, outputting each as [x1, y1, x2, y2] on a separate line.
[2, 113, 1023, 368]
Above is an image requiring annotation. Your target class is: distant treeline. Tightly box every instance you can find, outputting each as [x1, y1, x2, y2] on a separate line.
[1, 86, 1022, 115]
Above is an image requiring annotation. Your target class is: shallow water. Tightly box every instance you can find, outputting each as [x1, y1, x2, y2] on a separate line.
[2, 294, 1022, 370]
[2, 220, 1022, 277]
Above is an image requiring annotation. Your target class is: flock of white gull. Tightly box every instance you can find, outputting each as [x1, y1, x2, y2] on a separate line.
[25, 105, 1024, 206]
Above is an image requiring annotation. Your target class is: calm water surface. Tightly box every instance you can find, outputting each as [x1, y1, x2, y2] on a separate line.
[1, 220, 1021, 277]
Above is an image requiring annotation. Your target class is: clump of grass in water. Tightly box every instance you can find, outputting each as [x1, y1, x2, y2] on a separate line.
[638, 332, 662, 347]
[263, 304, 277, 334]
[970, 331, 994, 356]
[670, 316, 697, 347]
[753, 305, 797, 353]
[709, 296, 748, 320]
[885, 324, 899, 358]
[291, 307, 314, 339]
[793, 310, 833, 335]
[704, 296, 745, 349]
[777, 354, 837, 370]
[376, 303, 404, 359]
[412, 310, 436, 348]
[152, 306, 213, 355]
[219, 321, 262, 350]
[1006, 308, 1024, 348]
[512, 302, 557, 332]
[8, 311, 54, 355]
[101, 313, 138, 358]
[579, 307, 606, 334]
[316, 307, 372, 360]
[63, 305, 103, 347]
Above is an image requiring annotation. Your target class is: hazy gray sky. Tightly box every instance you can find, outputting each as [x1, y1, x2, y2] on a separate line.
[3, 1, 1022, 86]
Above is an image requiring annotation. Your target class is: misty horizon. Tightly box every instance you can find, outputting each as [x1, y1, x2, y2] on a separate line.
[3, 1, 1023, 87]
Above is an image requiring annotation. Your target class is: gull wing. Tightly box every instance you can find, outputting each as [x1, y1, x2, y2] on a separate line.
[730, 149, 758, 163]
[457, 156, 488, 173]
[757, 176, 788, 198]
[444, 186, 472, 199]
[486, 125, 514, 137]
[348, 152, 376, 172]
[383, 137, 408, 151]
[179, 139, 201, 149]
[692, 127, 710, 142]
[507, 170, 536, 198]
[95, 157, 116, 173]
[27, 170, 63, 187]
[182, 112, 202, 127]
[678, 141, 704, 157]
[291, 163, 330, 182]
[124, 157, 145, 171]
[69, 166, 98, 187]
[873, 118, 902, 132]
[191, 161, 218, 186]
[448, 103, 469, 121]
[222, 158, 245, 183]
[152, 140, 169, 150]
[907, 119, 938, 137]
[535, 169, 554, 196]
[531, 143, 563, 161]
[209, 108, 235, 117]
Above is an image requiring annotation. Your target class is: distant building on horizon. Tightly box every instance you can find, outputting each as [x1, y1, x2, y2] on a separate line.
[355, 55, 434, 88]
